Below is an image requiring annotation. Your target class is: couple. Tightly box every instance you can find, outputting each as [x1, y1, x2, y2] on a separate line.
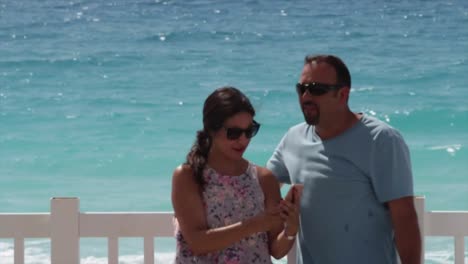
[171, 54, 422, 264]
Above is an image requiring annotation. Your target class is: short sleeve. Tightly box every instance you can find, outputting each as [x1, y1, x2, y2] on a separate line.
[370, 129, 414, 203]
[266, 133, 291, 184]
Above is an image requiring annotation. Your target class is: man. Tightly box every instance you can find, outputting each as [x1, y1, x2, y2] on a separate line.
[267, 54, 421, 264]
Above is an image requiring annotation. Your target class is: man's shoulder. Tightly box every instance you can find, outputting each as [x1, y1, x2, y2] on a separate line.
[287, 122, 310, 134]
[360, 114, 404, 141]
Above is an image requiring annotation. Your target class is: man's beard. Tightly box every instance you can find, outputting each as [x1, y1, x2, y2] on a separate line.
[304, 112, 319, 125]
[301, 103, 320, 125]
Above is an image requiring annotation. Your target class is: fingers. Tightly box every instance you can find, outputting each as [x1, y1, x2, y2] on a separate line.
[267, 210, 284, 231]
[266, 205, 281, 215]
[293, 184, 304, 198]
[284, 186, 302, 208]
[280, 199, 296, 213]
[279, 200, 298, 220]
[284, 186, 295, 203]
[280, 205, 299, 235]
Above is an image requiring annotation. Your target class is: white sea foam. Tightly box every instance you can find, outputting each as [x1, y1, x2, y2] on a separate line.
[0, 242, 14, 264]
[425, 251, 452, 263]
[1, 241, 465, 264]
[81, 253, 176, 264]
[0, 244, 176, 264]
[428, 144, 462, 156]
[0, 241, 292, 264]
[351, 86, 374, 92]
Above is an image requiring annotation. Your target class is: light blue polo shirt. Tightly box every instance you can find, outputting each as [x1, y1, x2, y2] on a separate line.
[267, 114, 414, 264]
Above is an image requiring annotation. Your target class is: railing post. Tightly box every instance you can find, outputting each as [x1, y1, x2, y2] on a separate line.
[454, 236, 465, 264]
[50, 197, 79, 264]
[144, 237, 155, 264]
[108, 236, 118, 264]
[14, 237, 24, 264]
[414, 196, 425, 264]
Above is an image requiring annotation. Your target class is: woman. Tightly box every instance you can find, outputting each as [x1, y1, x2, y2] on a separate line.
[172, 86, 300, 263]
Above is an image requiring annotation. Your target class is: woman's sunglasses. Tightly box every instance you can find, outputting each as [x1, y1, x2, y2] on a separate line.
[296, 82, 344, 96]
[223, 120, 261, 140]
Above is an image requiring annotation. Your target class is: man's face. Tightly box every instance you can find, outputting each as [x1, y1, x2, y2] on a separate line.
[298, 61, 340, 125]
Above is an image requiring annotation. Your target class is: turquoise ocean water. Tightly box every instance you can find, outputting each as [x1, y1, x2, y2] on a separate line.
[1, 0, 467, 263]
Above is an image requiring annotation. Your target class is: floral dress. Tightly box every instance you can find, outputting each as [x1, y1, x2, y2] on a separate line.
[174, 163, 272, 264]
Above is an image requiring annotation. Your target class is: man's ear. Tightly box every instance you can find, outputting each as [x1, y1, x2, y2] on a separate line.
[339, 87, 350, 103]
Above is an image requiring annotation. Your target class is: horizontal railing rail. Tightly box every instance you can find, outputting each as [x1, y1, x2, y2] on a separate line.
[0, 197, 467, 264]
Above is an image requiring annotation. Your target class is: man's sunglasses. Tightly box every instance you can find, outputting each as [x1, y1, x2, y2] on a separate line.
[223, 120, 261, 140]
[296, 82, 344, 96]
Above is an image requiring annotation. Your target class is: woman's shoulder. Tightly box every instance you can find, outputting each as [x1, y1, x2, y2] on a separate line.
[254, 165, 280, 187]
[253, 165, 282, 203]
[172, 164, 196, 183]
[174, 163, 192, 173]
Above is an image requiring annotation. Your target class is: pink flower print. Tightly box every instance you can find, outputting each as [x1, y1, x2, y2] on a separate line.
[238, 189, 246, 197]
[245, 200, 254, 210]
[176, 165, 273, 263]
[230, 178, 239, 186]
[224, 216, 232, 225]
[214, 192, 225, 203]
[223, 247, 243, 263]
[231, 200, 240, 212]
[219, 176, 231, 186]
[224, 187, 235, 199]
[248, 237, 257, 246]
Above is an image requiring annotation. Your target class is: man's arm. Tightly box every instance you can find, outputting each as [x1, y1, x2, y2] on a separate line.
[388, 196, 422, 264]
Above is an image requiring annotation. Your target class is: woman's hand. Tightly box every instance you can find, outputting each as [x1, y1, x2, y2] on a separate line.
[253, 206, 283, 232]
[280, 185, 302, 236]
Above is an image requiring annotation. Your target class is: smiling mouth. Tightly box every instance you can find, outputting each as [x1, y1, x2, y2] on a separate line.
[233, 147, 246, 153]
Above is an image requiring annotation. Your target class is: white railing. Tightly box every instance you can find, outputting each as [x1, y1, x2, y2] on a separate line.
[0, 197, 467, 264]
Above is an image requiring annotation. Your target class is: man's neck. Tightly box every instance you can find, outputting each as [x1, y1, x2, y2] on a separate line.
[315, 111, 361, 140]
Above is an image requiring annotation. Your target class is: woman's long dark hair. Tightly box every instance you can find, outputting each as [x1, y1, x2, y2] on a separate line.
[185, 86, 255, 186]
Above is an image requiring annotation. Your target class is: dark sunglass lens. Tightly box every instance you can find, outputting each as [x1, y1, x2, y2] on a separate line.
[248, 123, 260, 138]
[226, 128, 242, 140]
[297, 82, 342, 96]
[308, 87, 328, 96]
[244, 127, 255, 138]
[226, 121, 260, 140]
[296, 83, 306, 94]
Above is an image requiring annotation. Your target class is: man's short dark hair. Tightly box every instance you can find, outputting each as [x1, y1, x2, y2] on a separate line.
[304, 54, 351, 89]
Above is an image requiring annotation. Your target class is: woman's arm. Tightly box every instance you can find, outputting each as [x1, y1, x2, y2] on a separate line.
[171, 165, 281, 255]
[257, 167, 299, 259]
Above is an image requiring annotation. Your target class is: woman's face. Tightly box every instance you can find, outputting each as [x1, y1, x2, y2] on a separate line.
[210, 111, 256, 161]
